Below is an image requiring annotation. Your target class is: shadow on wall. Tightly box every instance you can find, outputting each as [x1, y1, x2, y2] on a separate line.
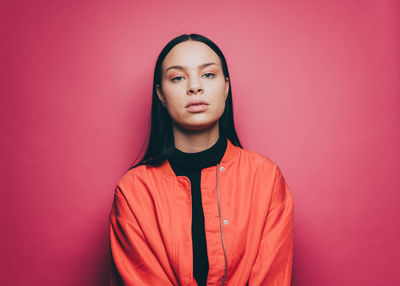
[292, 214, 327, 285]
[96, 216, 111, 286]
[77, 213, 111, 286]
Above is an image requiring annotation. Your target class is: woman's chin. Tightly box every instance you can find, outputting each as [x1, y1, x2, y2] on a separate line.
[177, 119, 218, 132]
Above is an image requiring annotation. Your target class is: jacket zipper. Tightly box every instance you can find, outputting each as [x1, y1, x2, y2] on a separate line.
[216, 162, 228, 286]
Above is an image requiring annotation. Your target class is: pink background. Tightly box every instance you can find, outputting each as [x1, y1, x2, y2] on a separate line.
[1, 0, 399, 285]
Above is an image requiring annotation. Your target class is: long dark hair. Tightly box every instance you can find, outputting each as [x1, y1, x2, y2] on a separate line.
[128, 33, 243, 170]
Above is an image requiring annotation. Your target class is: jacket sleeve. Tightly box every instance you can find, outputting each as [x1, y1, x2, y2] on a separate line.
[109, 184, 174, 286]
[248, 166, 294, 286]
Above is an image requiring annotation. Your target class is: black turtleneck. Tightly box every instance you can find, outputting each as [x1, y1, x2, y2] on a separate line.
[168, 135, 228, 286]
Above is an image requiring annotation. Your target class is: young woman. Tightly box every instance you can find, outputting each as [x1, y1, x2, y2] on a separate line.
[109, 34, 294, 286]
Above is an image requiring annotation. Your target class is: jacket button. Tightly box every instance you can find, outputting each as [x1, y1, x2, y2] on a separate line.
[223, 219, 229, 224]
[220, 166, 225, 171]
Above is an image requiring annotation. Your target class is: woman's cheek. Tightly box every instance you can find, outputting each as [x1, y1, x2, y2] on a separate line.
[165, 80, 184, 93]
[208, 77, 225, 91]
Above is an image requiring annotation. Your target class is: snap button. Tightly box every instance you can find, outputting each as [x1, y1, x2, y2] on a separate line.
[223, 219, 229, 224]
[220, 166, 225, 171]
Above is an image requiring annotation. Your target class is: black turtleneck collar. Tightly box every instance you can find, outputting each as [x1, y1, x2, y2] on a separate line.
[168, 135, 227, 171]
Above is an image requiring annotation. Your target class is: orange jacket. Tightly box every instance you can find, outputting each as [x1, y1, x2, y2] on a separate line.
[109, 139, 294, 286]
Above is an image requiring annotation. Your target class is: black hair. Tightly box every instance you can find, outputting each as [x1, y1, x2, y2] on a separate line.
[128, 33, 243, 170]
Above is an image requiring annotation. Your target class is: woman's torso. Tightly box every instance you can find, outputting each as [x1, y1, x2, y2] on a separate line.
[111, 138, 285, 285]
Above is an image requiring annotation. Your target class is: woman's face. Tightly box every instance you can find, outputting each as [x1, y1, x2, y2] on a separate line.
[156, 40, 229, 131]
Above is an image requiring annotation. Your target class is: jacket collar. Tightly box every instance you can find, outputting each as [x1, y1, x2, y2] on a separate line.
[158, 138, 240, 177]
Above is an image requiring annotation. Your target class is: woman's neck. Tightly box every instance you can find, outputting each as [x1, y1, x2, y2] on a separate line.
[168, 133, 227, 170]
[172, 121, 220, 153]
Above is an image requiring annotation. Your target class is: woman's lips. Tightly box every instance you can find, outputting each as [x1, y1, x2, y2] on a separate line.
[186, 103, 209, 112]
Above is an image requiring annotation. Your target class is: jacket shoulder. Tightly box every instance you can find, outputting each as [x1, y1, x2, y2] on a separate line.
[239, 148, 279, 171]
[114, 164, 151, 192]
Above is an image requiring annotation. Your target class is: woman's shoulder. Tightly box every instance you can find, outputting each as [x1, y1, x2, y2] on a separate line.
[237, 148, 289, 188]
[114, 164, 150, 189]
[238, 146, 280, 172]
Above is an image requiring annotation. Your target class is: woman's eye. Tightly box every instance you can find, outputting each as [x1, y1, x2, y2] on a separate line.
[171, 76, 184, 82]
[203, 73, 215, 78]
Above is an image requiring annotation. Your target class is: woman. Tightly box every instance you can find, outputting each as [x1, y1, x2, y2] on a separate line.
[109, 33, 294, 286]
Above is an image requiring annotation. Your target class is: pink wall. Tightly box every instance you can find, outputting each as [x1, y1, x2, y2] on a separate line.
[1, 0, 399, 285]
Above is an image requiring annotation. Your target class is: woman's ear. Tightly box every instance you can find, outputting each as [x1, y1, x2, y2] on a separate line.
[156, 84, 167, 107]
[224, 77, 230, 101]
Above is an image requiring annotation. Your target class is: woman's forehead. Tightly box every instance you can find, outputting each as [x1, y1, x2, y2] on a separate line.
[162, 41, 221, 71]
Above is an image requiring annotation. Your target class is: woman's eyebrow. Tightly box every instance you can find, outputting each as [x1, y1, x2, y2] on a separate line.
[165, 62, 217, 72]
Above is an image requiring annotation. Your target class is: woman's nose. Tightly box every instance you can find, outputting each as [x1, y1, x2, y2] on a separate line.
[188, 87, 203, 95]
[187, 77, 203, 95]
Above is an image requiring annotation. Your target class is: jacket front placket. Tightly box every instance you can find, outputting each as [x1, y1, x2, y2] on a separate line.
[201, 165, 229, 286]
[173, 173, 197, 286]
